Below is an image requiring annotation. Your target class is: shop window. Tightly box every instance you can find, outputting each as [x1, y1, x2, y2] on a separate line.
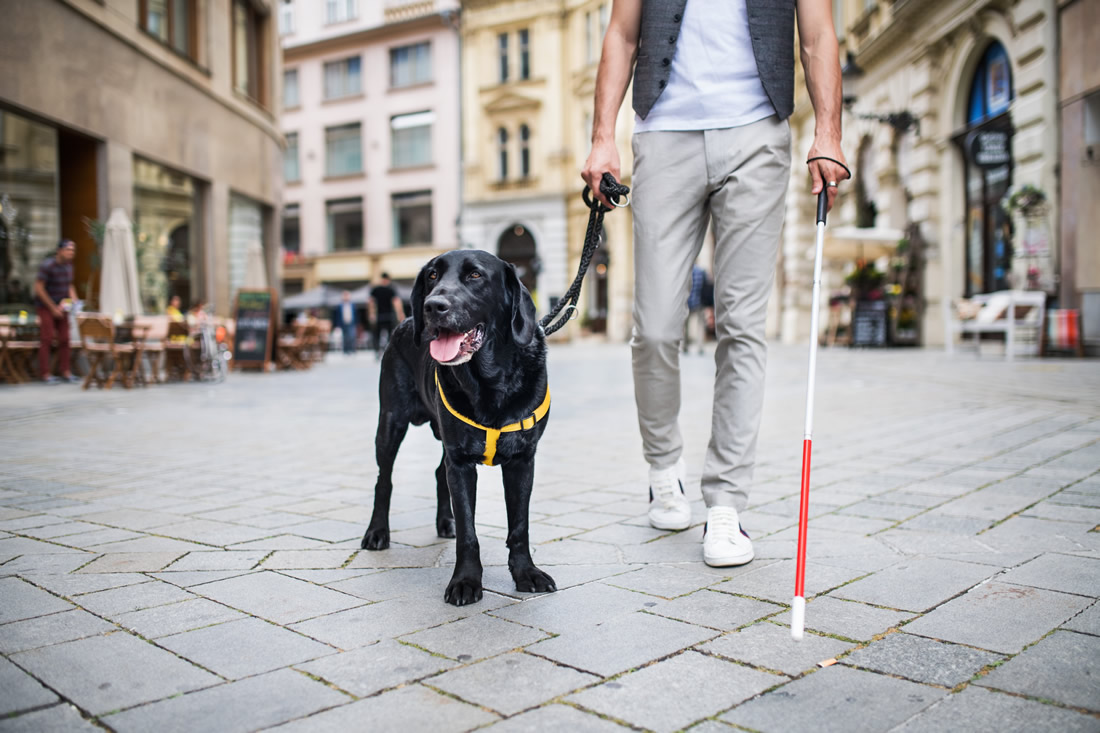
[140, 0, 197, 59]
[326, 0, 357, 25]
[232, 0, 267, 104]
[229, 194, 264, 297]
[327, 198, 363, 252]
[498, 33, 509, 82]
[518, 29, 530, 80]
[967, 42, 1012, 125]
[392, 191, 432, 248]
[390, 42, 431, 88]
[325, 123, 362, 177]
[391, 112, 433, 168]
[284, 69, 299, 109]
[284, 132, 300, 183]
[282, 204, 300, 254]
[133, 157, 199, 314]
[497, 128, 509, 180]
[324, 56, 362, 99]
[519, 124, 531, 178]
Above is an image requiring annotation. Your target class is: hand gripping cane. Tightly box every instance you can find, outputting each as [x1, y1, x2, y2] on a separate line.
[791, 187, 832, 641]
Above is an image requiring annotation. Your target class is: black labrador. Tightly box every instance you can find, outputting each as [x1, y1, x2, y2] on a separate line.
[360, 250, 557, 606]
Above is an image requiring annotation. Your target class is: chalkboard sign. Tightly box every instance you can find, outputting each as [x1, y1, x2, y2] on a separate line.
[233, 289, 277, 370]
[851, 300, 888, 347]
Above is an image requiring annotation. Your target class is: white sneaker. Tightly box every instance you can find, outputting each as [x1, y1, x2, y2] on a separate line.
[703, 506, 754, 567]
[648, 459, 691, 530]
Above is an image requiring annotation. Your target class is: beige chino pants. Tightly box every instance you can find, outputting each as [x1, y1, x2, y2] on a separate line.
[630, 116, 791, 511]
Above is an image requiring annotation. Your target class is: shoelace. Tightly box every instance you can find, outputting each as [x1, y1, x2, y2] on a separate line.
[651, 475, 681, 510]
[707, 509, 740, 537]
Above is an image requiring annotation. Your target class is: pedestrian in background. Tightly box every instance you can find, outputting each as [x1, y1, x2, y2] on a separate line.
[333, 289, 358, 355]
[582, 0, 849, 567]
[368, 272, 405, 358]
[33, 239, 80, 384]
[684, 264, 707, 355]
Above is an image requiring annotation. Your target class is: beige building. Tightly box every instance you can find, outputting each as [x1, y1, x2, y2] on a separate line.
[459, 0, 636, 341]
[782, 0, 1068, 349]
[278, 0, 462, 296]
[0, 0, 283, 317]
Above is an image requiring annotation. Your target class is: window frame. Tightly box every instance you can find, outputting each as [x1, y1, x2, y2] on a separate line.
[325, 0, 358, 25]
[390, 41, 432, 88]
[231, 0, 267, 105]
[390, 111, 434, 169]
[284, 132, 300, 183]
[498, 32, 509, 82]
[278, 0, 294, 35]
[326, 197, 364, 252]
[283, 68, 300, 109]
[138, 0, 198, 61]
[518, 28, 530, 80]
[324, 122, 363, 178]
[519, 123, 531, 178]
[323, 55, 363, 100]
[497, 127, 509, 180]
[391, 190, 433, 248]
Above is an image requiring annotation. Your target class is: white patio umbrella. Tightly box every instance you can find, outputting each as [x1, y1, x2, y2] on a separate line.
[99, 207, 143, 318]
[243, 240, 268, 289]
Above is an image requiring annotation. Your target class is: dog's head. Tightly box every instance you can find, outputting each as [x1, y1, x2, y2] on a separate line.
[411, 250, 538, 365]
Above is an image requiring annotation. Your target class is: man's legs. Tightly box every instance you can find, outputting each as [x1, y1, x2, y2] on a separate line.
[36, 308, 55, 379]
[342, 324, 356, 354]
[701, 117, 791, 513]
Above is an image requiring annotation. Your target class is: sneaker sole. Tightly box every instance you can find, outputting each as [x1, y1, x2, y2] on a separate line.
[648, 514, 691, 531]
[703, 548, 755, 567]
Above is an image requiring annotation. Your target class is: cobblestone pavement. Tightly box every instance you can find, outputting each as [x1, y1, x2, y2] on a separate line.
[1, 342, 1099, 732]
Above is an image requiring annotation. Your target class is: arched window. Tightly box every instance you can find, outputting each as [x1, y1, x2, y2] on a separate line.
[967, 42, 1012, 125]
[497, 127, 509, 181]
[519, 124, 531, 178]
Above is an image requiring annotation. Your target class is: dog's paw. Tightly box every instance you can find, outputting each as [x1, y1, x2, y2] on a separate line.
[436, 516, 456, 539]
[360, 527, 390, 551]
[444, 576, 483, 606]
[512, 566, 557, 594]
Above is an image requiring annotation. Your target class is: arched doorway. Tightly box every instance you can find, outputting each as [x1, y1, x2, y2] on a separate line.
[953, 41, 1014, 296]
[497, 223, 538, 295]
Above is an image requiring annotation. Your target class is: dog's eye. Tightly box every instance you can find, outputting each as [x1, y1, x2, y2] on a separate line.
[427, 270, 437, 281]
[468, 271, 481, 280]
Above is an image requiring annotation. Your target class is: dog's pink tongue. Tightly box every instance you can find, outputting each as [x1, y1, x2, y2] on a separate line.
[430, 331, 464, 362]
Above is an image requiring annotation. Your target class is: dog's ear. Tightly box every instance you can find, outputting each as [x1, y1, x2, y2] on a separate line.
[505, 262, 538, 347]
[411, 262, 430, 346]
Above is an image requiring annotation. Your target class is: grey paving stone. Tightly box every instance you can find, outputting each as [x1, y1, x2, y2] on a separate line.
[712, 559, 866, 604]
[650, 589, 783, 631]
[163, 550, 268, 571]
[479, 703, 629, 732]
[831, 556, 996, 612]
[158, 617, 334, 679]
[976, 630, 1100, 711]
[481, 563, 636, 597]
[0, 536, 87, 556]
[400, 612, 550, 660]
[102, 668, 349, 733]
[190, 570, 365, 624]
[56, 527, 148, 548]
[896, 514, 993, 534]
[276, 568, 378, 585]
[999, 553, 1100, 597]
[267, 684, 497, 733]
[344, 545, 444, 569]
[430, 652, 598, 715]
[149, 570, 256, 587]
[0, 703, 102, 733]
[843, 632, 1002, 687]
[0, 609, 114, 654]
[0, 578, 74, 624]
[12, 632, 218, 716]
[896, 685, 1099, 732]
[1062, 601, 1100, 636]
[528, 611, 718, 677]
[259, 550, 356, 570]
[76, 580, 195, 617]
[772, 596, 915, 642]
[904, 581, 1093, 654]
[327, 566, 456, 601]
[490, 580, 657, 633]
[114, 598, 246, 638]
[17, 572, 149, 598]
[285, 519, 364, 543]
[699, 621, 853, 676]
[75, 552, 185, 573]
[0, 656, 58, 715]
[722, 665, 945, 733]
[602, 565, 726, 598]
[568, 650, 779, 733]
[0, 553, 93, 576]
[296, 639, 457, 697]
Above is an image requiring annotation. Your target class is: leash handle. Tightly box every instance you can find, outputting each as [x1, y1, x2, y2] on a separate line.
[582, 173, 631, 212]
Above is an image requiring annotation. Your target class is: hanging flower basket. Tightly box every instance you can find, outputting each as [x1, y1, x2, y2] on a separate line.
[1001, 184, 1049, 220]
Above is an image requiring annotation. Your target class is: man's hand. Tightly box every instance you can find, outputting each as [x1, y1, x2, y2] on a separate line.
[582, 140, 622, 210]
[806, 140, 850, 212]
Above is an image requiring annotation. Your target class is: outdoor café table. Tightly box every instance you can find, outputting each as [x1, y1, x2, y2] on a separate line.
[0, 315, 40, 384]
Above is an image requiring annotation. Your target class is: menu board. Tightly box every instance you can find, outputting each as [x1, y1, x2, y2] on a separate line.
[233, 289, 276, 369]
[851, 300, 888, 347]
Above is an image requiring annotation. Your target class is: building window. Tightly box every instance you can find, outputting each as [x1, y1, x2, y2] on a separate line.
[139, 0, 196, 59]
[324, 56, 362, 99]
[325, 123, 362, 177]
[519, 124, 531, 178]
[133, 157, 199, 314]
[327, 197, 363, 251]
[232, 0, 266, 103]
[391, 42, 432, 88]
[278, 0, 294, 35]
[282, 204, 300, 254]
[283, 68, 299, 108]
[498, 33, 509, 82]
[391, 111, 433, 168]
[497, 127, 509, 180]
[325, 0, 357, 25]
[284, 132, 300, 183]
[518, 29, 530, 80]
[392, 191, 432, 248]
[229, 194, 264, 297]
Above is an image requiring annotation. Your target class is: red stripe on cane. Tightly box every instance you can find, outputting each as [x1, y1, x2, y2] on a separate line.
[794, 438, 812, 598]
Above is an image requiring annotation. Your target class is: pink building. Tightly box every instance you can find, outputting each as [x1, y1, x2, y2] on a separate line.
[279, 0, 461, 295]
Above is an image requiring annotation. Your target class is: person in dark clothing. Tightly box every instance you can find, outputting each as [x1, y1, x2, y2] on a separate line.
[33, 239, 80, 384]
[369, 272, 405, 357]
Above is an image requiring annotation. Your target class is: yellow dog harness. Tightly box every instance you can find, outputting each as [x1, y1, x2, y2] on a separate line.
[435, 371, 550, 466]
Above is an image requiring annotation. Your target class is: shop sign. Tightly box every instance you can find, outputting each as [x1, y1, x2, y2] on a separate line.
[969, 130, 1011, 168]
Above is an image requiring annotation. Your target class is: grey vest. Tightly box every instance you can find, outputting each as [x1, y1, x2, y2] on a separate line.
[632, 0, 796, 121]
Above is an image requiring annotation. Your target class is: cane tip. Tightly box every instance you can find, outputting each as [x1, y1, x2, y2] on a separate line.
[791, 596, 806, 641]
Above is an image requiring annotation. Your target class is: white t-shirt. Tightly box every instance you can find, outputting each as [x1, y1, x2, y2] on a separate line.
[634, 0, 776, 132]
[342, 302, 353, 325]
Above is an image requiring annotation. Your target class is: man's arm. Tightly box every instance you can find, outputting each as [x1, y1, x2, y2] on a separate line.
[797, 0, 849, 211]
[392, 296, 405, 322]
[581, 0, 642, 209]
[34, 279, 60, 317]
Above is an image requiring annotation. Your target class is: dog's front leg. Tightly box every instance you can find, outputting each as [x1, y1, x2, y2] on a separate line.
[443, 461, 482, 605]
[502, 457, 556, 594]
[435, 453, 455, 538]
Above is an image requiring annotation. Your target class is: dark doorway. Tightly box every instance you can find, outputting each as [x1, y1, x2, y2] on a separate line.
[58, 129, 99, 303]
[497, 223, 538, 293]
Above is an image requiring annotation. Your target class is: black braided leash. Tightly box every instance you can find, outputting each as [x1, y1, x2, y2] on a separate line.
[539, 173, 630, 336]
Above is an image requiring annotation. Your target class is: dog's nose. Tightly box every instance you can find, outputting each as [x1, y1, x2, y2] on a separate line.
[423, 295, 449, 318]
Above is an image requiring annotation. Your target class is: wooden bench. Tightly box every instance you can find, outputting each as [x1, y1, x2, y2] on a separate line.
[947, 290, 1046, 361]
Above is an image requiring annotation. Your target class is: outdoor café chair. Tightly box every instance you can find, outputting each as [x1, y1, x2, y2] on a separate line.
[78, 315, 142, 390]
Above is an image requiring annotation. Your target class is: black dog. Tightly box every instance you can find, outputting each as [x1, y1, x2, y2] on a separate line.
[360, 250, 557, 606]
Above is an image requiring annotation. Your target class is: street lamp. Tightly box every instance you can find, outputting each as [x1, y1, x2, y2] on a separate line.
[841, 52, 921, 136]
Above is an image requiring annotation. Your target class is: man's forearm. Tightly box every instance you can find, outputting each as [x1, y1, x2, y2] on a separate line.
[797, 4, 842, 143]
[591, 24, 638, 143]
[34, 283, 56, 310]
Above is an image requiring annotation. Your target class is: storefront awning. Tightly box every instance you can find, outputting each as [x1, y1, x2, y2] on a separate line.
[819, 226, 905, 262]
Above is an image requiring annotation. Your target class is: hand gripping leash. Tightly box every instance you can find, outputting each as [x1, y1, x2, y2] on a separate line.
[540, 173, 630, 336]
